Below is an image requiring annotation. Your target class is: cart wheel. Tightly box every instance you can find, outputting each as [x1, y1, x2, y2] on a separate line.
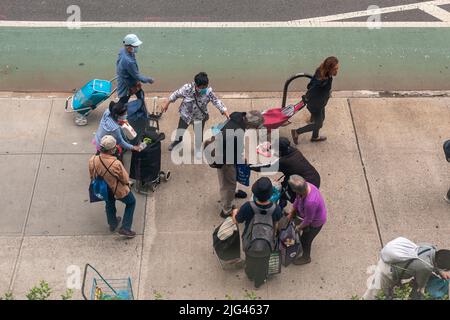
[164, 171, 171, 182]
[151, 183, 158, 192]
[75, 114, 88, 126]
[159, 171, 165, 179]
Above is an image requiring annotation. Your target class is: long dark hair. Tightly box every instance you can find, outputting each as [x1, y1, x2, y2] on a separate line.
[318, 56, 339, 80]
[109, 101, 127, 121]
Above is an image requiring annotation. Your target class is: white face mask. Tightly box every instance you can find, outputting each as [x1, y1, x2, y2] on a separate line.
[133, 46, 139, 54]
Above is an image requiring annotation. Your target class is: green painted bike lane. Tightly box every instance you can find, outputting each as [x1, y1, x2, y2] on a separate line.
[0, 27, 449, 92]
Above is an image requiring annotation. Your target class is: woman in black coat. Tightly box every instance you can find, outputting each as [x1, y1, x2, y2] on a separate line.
[251, 137, 320, 208]
[291, 56, 339, 143]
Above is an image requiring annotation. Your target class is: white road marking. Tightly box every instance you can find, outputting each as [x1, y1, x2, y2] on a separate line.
[1, 20, 450, 28]
[294, 0, 450, 22]
[1, 1, 450, 28]
[418, 3, 450, 21]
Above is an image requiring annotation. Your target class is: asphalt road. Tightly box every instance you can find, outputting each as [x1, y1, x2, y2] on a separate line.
[0, 0, 431, 21]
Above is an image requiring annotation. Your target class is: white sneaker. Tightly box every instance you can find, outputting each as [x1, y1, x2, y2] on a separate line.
[195, 150, 203, 160]
[444, 195, 450, 204]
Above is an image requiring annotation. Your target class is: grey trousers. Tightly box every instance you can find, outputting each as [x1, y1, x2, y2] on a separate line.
[217, 164, 237, 214]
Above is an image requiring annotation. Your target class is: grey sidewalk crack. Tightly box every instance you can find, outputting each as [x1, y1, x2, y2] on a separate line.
[347, 98, 384, 248]
[8, 99, 54, 291]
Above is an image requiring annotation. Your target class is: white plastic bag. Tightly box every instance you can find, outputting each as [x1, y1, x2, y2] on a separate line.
[380, 237, 419, 264]
[121, 122, 137, 140]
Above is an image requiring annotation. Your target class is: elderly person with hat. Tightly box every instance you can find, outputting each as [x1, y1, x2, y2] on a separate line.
[116, 34, 154, 104]
[89, 135, 137, 238]
[210, 110, 265, 219]
[286, 175, 327, 265]
[232, 177, 283, 289]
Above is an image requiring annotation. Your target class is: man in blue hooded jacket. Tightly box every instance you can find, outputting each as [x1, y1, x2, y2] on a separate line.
[116, 34, 154, 104]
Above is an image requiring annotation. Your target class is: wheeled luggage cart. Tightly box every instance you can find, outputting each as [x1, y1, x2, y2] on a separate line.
[65, 77, 117, 126]
[81, 264, 134, 300]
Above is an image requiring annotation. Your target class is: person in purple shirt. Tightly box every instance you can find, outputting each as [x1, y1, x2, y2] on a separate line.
[286, 175, 327, 265]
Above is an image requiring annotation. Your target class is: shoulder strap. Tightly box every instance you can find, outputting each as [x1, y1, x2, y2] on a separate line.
[397, 248, 433, 280]
[98, 156, 128, 194]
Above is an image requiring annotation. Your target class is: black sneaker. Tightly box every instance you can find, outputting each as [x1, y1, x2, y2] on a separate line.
[254, 279, 267, 290]
[235, 190, 248, 199]
[219, 210, 231, 219]
[109, 217, 122, 232]
[293, 256, 311, 265]
[118, 228, 136, 238]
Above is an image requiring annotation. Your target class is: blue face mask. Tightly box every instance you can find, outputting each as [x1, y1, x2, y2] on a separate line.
[133, 46, 139, 54]
[199, 88, 208, 95]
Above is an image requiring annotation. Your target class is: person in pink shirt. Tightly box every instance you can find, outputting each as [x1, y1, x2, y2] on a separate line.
[286, 175, 327, 265]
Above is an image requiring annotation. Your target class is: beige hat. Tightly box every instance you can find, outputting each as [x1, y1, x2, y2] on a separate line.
[100, 135, 117, 151]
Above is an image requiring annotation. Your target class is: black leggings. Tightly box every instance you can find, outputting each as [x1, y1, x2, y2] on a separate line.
[245, 254, 270, 287]
[295, 109, 325, 139]
[300, 225, 323, 259]
[119, 89, 145, 104]
[174, 117, 207, 150]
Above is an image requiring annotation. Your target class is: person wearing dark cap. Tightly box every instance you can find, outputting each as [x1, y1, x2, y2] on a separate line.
[251, 137, 320, 208]
[94, 101, 143, 158]
[232, 177, 282, 289]
[363, 239, 450, 300]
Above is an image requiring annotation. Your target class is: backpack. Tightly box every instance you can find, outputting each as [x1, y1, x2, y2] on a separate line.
[381, 237, 419, 264]
[89, 176, 109, 202]
[88, 156, 116, 203]
[443, 140, 450, 162]
[242, 202, 276, 258]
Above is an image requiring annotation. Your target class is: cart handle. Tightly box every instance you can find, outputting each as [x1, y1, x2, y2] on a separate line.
[81, 263, 118, 300]
[281, 73, 313, 109]
[109, 76, 118, 97]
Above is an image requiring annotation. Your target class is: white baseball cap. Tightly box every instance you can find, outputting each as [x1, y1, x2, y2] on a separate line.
[123, 34, 143, 47]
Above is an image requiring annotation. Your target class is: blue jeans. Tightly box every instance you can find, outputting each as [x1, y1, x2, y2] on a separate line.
[105, 192, 136, 231]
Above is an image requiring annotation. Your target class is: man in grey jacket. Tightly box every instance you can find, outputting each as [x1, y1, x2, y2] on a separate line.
[363, 240, 450, 300]
[116, 34, 154, 104]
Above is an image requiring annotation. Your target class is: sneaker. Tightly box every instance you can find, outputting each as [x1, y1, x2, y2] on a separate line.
[233, 259, 246, 269]
[168, 140, 181, 151]
[254, 279, 267, 290]
[291, 129, 299, 145]
[118, 228, 136, 238]
[311, 136, 327, 142]
[195, 150, 203, 160]
[293, 256, 311, 265]
[109, 217, 122, 232]
[235, 190, 248, 199]
[220, 210, 231, 219]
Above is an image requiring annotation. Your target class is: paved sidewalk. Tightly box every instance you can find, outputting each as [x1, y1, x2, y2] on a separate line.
[0, 93, 449, 300]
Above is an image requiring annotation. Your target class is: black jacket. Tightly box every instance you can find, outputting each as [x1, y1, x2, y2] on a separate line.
[216, 112, 247, 166]
[304, 69, 333, 113]
[278, 149, 320, 188]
